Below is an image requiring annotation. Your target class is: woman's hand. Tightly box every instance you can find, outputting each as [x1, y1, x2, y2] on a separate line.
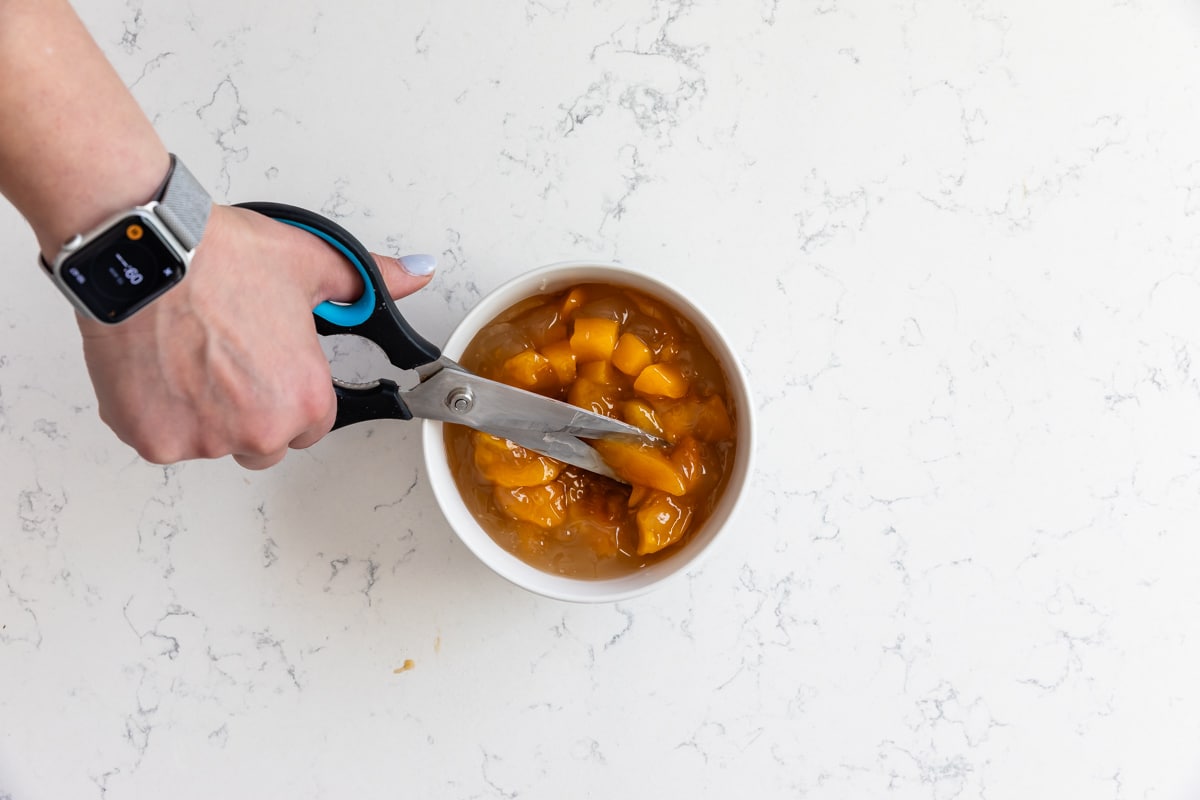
[77, 204, 435, 469]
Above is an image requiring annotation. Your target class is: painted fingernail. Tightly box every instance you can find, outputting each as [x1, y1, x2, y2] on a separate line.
[398, 253, 437, 276]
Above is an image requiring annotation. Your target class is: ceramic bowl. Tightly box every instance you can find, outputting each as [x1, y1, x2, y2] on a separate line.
[421, 261, 754, 602]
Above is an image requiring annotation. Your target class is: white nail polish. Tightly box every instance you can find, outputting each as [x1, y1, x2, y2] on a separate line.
[399, 254, 437, 276]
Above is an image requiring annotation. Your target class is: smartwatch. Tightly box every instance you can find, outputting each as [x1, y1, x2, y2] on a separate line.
[38, 154, 212, 323]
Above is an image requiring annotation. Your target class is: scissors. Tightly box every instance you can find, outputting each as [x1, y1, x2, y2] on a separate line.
[233, 202, 656, 482]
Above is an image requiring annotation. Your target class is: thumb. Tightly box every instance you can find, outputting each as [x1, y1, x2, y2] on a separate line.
[372, 252, 437, 300]
[224, 206, 435, 306]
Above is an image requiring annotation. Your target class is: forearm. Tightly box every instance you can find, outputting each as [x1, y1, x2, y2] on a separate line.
[0, 0, 168, 257]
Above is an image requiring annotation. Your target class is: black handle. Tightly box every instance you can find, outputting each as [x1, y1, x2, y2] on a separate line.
[331, 380, 414, 430]
[232, 201, 442, 429]
[233, 201, 441, 370]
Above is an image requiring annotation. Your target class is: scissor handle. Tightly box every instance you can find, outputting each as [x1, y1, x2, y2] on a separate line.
[233, 202, 441, 429]
[329, 379, 412, 429]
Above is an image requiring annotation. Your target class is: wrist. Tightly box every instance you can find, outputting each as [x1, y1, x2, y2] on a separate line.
[32, 147, 172, 260]
[41, 154, 213, 324]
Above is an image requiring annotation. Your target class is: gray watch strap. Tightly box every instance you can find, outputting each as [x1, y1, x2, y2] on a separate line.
[154, 155, 212, 252]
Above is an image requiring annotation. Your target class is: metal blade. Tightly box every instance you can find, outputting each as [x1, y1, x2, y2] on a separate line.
[405, 367, 663, 443]
[489, 427, 625, 483]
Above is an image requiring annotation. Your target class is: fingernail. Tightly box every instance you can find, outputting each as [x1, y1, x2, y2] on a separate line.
[399, 253, 437, 276]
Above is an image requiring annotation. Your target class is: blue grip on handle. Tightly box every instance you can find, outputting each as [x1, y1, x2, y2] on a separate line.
[277, 219, 377, 328]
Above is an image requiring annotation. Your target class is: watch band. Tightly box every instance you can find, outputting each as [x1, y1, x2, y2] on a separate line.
[155, 155, 211, 251]
[38, 153, 212, 324]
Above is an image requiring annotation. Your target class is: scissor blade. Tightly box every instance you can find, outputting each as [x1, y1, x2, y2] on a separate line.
[488, 427, 626, 483]
[405, 367, 662, 443]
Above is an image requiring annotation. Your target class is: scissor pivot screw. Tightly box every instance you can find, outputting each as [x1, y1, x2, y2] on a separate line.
[446, 387, 474, 414]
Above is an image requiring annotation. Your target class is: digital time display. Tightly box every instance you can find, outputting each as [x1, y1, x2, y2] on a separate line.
[60, 214, 185, 322]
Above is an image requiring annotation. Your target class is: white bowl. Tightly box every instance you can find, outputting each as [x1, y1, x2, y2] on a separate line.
[421, 262, 755, 602]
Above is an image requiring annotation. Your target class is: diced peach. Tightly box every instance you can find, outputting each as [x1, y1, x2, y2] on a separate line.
[627, 290, 672, 322]
[695, 394, 734, 441]
[635, 491, 694, 554]
[540, 340, 577, 384]
[513, 302, 568, 349]
[657, 339, 681, 362]
[575, 293, 629, 323]
[501, 349, 557, 394]
[472, 432, 563, 487]
[651, 401, 685, 443]
[612, 333, 653, 377]
[627, 484, 649, 507]
[564, 473, 623, 519]
[466, 322, 532, 379]
[570, 317, 619, 363]
[567, 377, 619, 417]
[493, 296, 545, 323]
[562, 484, 627, 559]
[671, 436, 718, 494]
[653, 394, 734, 443]
[579, 359, 619, 386]
[493, 481, 568, 528]
[561, 287, 589, 316]
[591, 440, 686, 496]
[634, 362, 689, 399]
[619, 400, 665, 437]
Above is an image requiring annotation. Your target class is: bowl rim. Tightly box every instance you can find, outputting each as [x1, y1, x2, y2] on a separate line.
[421, 260, 755, 603]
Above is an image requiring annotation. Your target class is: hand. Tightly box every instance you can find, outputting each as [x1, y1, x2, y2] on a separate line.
[76, 204, 435, 469]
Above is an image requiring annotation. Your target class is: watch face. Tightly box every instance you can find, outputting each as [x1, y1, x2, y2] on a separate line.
[59, 214, 186, 322]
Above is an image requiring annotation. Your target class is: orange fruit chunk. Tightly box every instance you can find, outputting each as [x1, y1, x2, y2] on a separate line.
[540, 340, 577, 384]
[634, 362, 688, 399]
[578, 359, 620, 386]
[635, 491, 694, 554]
[627, 290, 674, 323]
[511, 302, 568, 349]
[612, 333, 653, 377]
[694, 394, 734, 441]
[473, 432, 563, 487]
[561, 480, 628, 559]
[567, 377, 619, 417]
[501, 349, 557, 394]
[591, 440, 686, 496]
[619, 400, 664, 437]
[653, 394, 734, 443]
[570, 317, 619, 363]
[493, 481, 568, 528]
[561, 287, 589, 316]
[671, 436, 719, 495]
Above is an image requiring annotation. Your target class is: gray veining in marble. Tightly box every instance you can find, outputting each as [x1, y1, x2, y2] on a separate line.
[4, 0, 1200, 798]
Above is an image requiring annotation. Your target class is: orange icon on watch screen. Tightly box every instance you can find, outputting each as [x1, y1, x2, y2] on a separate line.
[125, 223, 144, 241]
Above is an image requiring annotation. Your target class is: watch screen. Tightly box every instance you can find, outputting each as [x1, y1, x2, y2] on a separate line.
[60, 215, 185, 322]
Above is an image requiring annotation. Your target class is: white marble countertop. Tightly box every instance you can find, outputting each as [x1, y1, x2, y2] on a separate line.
[4, 1, 1200, 797]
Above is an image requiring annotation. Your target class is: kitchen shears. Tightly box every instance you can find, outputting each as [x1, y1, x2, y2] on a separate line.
[234, 202, 655, 481]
